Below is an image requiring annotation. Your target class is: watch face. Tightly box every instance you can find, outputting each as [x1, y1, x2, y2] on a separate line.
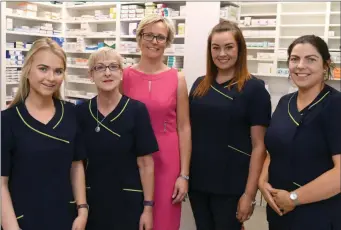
[290, 193, 297, 200]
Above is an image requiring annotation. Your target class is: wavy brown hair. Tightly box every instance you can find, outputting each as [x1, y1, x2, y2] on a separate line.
[193, 20, 250, 97]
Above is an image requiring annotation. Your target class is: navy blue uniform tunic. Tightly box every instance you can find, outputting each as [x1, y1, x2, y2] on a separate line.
[1, 99, 86, 230]
[265, 85, 341, 230]
[189, 76, 272, 195]
[76, 95, 158, 230]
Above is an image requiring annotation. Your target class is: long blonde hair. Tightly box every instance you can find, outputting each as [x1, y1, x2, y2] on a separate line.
[9, 38, 66, 108]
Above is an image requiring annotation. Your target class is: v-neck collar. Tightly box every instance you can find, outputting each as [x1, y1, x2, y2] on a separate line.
[90, 95, 129, 122]
[211, 78, 239, 101]
[88, 95, 130, 137]
[17, 97, 63, 130]
[288, 85, 331, 126]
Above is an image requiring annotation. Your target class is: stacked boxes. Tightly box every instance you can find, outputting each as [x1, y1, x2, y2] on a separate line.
[120, 41, 139, 53]
[121, 4, 144, 19]
[6, 68, 21, 84]
[220, 5, 238, 22]
[6, 50, 25, 66]
[246, 41, 275, 48]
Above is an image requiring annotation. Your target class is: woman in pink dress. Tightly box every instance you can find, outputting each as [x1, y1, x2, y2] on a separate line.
[122, 14, 191, 230]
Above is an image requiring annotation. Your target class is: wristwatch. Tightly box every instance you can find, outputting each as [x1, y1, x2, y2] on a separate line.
[179, 174, 189, 180]
[143, 200, 155, 207]
[289, 191, 300, 206]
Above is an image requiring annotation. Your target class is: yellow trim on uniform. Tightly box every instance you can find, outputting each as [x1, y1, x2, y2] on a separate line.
[210, 85, 234, 100]
[110, 98, 130, 122]
[53, 100, 64, 129]
[86, 186, 91, 190]
[228, 145, 251, 157]
[293, 182, 302, 187]
[288, 93, 300, 126]
[308, 91, 330, 110]
[88, 100, 120, 137]
[16, 215, 24, 220]
[288, 91, 330, 126]
[16, 107, 70, 144]
[122, 188, 143, 192]
[69, 200, 76, 204]
[223, 81, 238, 88]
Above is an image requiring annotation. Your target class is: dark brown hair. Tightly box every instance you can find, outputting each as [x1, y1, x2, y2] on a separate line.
[193, 20, 250, 97]
[287, 35, 333, 80]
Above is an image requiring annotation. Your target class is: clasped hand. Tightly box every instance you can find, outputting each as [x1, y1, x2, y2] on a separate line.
[259, 182, 296, 216]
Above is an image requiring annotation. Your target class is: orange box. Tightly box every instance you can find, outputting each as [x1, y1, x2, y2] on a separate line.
[333, 67, 340, 79]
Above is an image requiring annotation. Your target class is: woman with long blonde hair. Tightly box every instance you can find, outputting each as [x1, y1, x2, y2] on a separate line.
[1, 38, 88, 230]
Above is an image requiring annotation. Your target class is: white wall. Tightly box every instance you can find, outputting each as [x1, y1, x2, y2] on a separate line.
[1, 2, 5, 109]
[183, 2, 220, 91]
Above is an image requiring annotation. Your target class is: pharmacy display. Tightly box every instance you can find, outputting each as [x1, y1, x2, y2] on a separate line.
[1, 1, 340, 111]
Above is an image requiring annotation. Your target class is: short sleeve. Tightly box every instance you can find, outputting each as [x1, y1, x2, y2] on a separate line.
[1, 111, 14, 176]
[134, 102, 159, 157]
[73, 105, 87, 161]
[247, 80, 272, 127]
[324, 93, 341, 156]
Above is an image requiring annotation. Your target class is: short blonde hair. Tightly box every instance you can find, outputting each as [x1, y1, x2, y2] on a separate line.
[9, 38, 66, 108]
[136, 14, 175, 47]
[88, 47, 123, 71]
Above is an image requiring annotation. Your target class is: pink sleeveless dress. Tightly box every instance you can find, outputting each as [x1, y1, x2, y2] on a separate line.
[123, 67, 181, 230]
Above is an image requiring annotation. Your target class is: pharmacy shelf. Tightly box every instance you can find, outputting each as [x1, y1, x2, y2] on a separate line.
[68, 65, 88, 69]
[240, 13, 277, 17]
[67, 80, 94, 85]
[64, 19, 116, 24]
[247, 58, 274, 62]
[280, 24, 325, 27]
[120, 51, 184, 56]
[6, 65, 23, 68]
[64, 3, 117, 10]
[280, 12, 326, 16]
[330, 11, 341, 15]
[6, 47, 30, 51]
[65, 94, 93, 99]
[6, 14, 62, 23]
[247, 47, 275, 50]
[252, 73, 288, 78]
[64, 35, 116, 39]
[6, 82, 19, 85]
[33, 2, 63, 9]
[7, 30, 62, 37]
[329, 24, 341, 27]
[239, 25, 276, 28]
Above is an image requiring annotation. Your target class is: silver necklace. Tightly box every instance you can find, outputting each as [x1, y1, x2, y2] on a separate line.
[95, 104, 107, 132]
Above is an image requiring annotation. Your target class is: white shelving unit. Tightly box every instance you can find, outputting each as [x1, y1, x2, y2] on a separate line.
[1, 1, 340, 110]
[1, 1, 187, 108]
[237, 1, 340, 112]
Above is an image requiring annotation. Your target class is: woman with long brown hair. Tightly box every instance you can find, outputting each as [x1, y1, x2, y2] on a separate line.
[188, 20, 271, 229]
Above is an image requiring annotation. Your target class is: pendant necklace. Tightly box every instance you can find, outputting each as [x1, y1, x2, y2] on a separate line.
[95, 103, 107, 132]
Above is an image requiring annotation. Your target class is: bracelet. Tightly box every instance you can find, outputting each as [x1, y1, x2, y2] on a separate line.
[77, 204, 89, 210]
[143, 200, 155, 207]
[179, 174, 189, 180]
[242, 193, 256, 206]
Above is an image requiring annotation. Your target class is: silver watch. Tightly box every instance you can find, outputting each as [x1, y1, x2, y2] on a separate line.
[289, 191, 300, 206]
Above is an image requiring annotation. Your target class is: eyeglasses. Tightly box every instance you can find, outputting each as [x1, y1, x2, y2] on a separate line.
[92, 64, 120, 72]
[142, 33, 167, 44]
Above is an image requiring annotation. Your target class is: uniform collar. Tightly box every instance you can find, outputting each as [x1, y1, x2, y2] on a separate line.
[288, 85, 332, 126]
[16, 97, 63, 130]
